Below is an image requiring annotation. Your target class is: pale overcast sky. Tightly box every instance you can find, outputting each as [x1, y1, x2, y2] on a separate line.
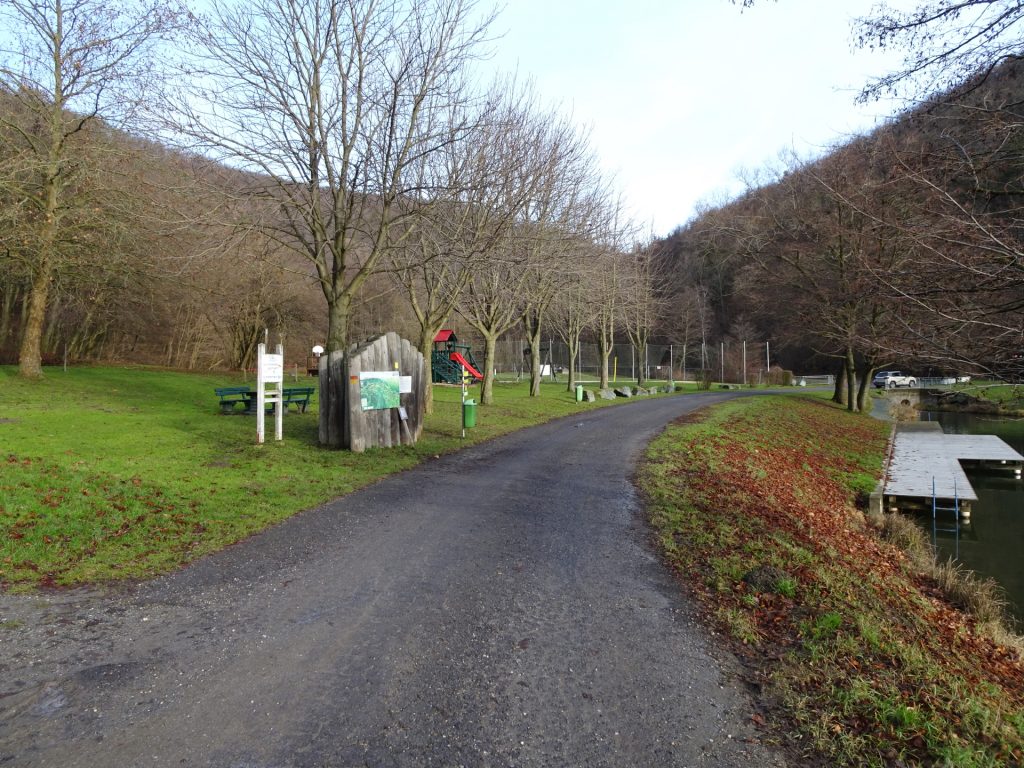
[481, 0, 915, 236]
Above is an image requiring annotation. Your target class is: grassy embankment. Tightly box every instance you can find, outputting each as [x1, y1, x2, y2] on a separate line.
[640, 395, 1024, 767]
[0, 365, 678, 588]
[948, 382, 1024, 415]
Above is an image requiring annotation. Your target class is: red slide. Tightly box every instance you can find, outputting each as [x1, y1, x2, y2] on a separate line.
[449, 352, 483, 380]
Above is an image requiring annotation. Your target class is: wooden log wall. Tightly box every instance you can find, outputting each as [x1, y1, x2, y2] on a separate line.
[318, 333, 426, 452]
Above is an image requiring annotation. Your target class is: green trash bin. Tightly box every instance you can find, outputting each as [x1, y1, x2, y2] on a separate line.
[462, 399, 477, 428]
[575, 384, 584, 402]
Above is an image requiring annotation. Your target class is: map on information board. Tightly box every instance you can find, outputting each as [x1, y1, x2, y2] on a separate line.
[359, 371, 400, 411]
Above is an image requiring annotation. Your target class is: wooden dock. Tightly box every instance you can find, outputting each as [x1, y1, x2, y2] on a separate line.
[882, 423, 1024, 516]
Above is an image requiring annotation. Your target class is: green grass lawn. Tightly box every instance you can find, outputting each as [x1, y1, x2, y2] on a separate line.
[0, 365, 670, 588]
[958, 381, 1024, 411]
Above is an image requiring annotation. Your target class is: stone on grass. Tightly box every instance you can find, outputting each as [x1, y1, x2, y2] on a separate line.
[614, 386, 632, 398]
[599, 389, 617, 400]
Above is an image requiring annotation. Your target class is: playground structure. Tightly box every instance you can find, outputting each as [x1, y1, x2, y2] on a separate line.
[432, 330, 483, 384]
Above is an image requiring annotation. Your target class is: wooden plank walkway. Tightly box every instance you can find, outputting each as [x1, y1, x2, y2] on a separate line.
[884, 423, 1024, 502]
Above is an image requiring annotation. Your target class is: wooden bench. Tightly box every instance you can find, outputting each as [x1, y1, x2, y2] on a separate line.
[214, 386, 252, 414]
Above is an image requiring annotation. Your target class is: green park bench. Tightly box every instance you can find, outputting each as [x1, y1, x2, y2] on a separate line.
[214, 386, 252, 414]
[281, 387, 315, 413]
[214, 386, 315, 414]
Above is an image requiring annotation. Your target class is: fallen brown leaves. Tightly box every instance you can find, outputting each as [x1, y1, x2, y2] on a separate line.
[643, 397, 1024, 766]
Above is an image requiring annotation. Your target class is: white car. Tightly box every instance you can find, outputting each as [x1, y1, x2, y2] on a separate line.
[872, 370, 917, 389]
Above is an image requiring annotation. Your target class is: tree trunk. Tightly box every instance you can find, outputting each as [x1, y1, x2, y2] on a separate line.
[833, 360, 847, 405]
[598, 333, 611, 389]
[18, 156, 62, 378]
[856, 361, 875, 414]
[319, 293, 354, 447]
[635, 340, 647, 386]
[530, 341, 542, 396]
[419, 327, 436, 415]
[326, 292, 352, 353]
[565, 333, 580, 391]
[523, 310, 544, 397]
[844, 347, 857, 412]
[18, 251, 53, 378]
[480, 333, 497, 405]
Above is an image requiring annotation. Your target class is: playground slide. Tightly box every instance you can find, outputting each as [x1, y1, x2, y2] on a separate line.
[449, 352, 483, 380]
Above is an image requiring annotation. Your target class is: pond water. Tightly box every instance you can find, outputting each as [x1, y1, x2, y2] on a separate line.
[914, 410, 1024, 624]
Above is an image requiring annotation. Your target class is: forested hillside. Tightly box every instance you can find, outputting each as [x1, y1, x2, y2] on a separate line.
[0, 102, 342, 370]
[655, 54, 1024, 408]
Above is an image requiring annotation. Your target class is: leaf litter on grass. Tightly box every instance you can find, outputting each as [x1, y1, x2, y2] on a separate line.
[641, 396, 1024, 767]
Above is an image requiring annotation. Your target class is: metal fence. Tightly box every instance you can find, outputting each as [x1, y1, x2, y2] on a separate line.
[917, 377, 961, 388]
[490, 337, 782, 384]
[794, 374, 836, 387]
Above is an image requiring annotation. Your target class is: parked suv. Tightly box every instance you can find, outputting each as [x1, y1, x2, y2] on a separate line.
[872, 370, 918, 389]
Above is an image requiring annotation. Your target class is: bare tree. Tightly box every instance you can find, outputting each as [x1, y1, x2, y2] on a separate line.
[592, 251, 619, 389]
[390, 82, 540, 413]
[856, 0, 1024, 103]
[668, 284, 712, 382]
[850, 2, 1024, 380]
[621, 241, 666, 387]
[0, 0, 185, 377]
[550, 240, 599, 392]
[457, 106, 601, 404]
[166, 0, 492, 444]
[514, 119, 607, 397]
[738, 145, 912, 411]
[457, 241, 528, 405]
[850, 123, 1024, 380]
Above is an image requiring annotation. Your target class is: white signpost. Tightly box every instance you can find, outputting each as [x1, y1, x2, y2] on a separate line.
[257, 342, 284, 444]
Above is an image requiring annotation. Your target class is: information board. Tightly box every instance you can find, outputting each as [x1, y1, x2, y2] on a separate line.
[359, 371, 400, 411]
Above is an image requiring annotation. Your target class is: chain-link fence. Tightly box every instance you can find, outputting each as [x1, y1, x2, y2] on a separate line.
[489, 337, 783, 384]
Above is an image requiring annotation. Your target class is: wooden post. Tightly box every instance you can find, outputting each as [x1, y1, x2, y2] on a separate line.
[274, 343, 284, 442]
[257, 342, 266, 444]
[257, 342, 284, 444]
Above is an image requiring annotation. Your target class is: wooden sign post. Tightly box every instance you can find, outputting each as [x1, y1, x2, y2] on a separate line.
[257, 342, 284, 444]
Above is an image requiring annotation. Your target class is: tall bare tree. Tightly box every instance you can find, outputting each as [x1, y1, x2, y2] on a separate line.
[550, 239, 599, 392]
[390, 82, 540, 413]
[592, 250, 619, 389]
[456, 107, 599, 404]
[0, 0, 185, 377]
[621, 241, 666, 387]
[167, 0, 493, 444]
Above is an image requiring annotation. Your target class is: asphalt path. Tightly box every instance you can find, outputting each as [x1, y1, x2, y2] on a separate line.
[0, 391, 787, 767]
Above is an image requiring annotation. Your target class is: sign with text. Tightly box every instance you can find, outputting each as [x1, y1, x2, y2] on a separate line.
[261, 353, 284, 383]
[256, 342, 284, 444]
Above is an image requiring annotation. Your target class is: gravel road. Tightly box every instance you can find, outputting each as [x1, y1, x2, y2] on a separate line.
[0, 391, 786, 767]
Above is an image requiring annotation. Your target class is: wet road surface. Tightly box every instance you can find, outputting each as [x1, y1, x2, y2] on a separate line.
[0, 391, 786, 766]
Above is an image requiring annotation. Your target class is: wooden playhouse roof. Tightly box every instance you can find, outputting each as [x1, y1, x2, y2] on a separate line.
[433, 329, 456, 343]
